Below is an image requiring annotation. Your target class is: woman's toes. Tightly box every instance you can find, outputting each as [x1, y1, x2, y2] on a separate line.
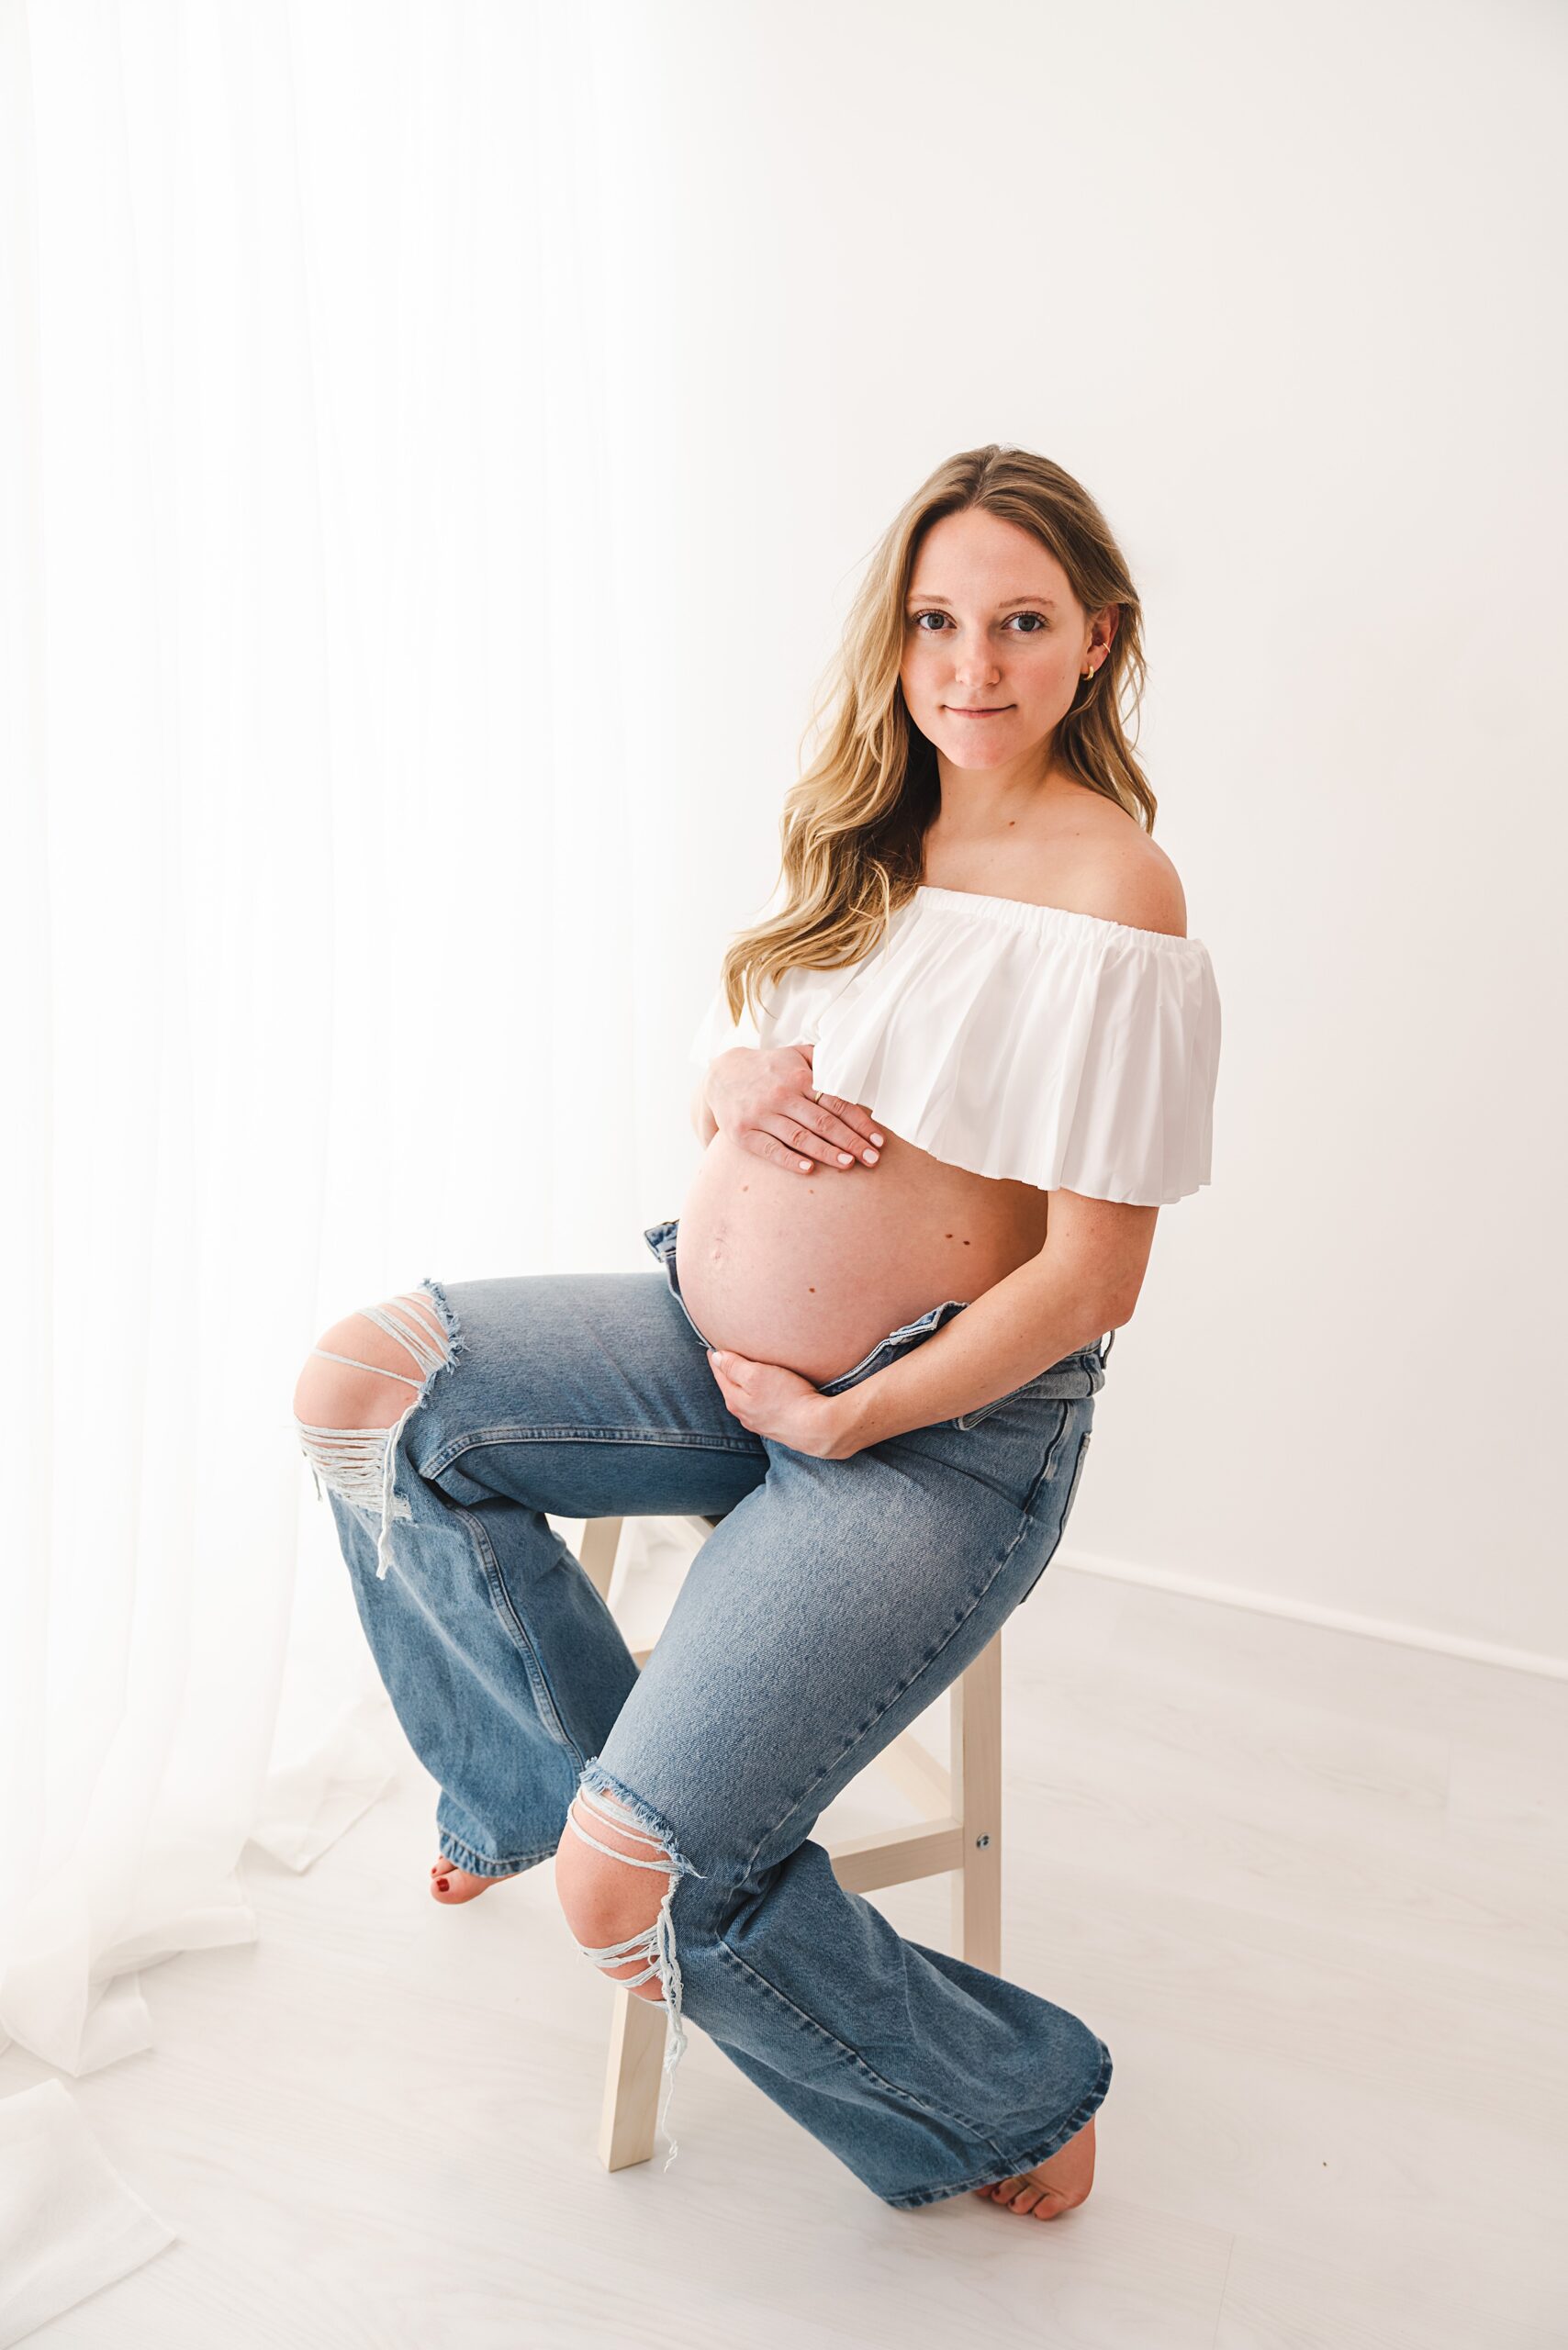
[431, 1863, 482, 1900]
[975, 2165, 1080, 2217]
[431, 1857, 522, 1902]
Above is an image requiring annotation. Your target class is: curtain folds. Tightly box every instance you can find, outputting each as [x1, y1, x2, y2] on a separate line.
[0, 0, 642, 2099]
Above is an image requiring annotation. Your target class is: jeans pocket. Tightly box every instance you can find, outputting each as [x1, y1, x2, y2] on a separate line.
[1058, 1425, 1092, 1518]
[1014, 1410, 1093, 1606]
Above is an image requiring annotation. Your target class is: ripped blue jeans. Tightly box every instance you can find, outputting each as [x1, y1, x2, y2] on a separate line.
[293, 1216, 1114, 2209]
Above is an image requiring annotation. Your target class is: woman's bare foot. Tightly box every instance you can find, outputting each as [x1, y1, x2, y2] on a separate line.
[429, 1857, 521, 1904]
[972, 2115, 1096, 2220]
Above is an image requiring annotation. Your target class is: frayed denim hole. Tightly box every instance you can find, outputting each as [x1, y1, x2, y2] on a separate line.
[293, 1281, 465, 1580]
[566, 1764, 705, 2174]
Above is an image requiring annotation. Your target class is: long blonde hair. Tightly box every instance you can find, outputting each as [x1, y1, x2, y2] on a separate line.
[714, 441, 1153, 1028]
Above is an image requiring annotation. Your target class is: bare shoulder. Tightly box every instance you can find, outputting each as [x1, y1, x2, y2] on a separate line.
[1033, 789, 1189, 938]
[924, 784, 1189, 937]
[1082, 826, 1187, 938]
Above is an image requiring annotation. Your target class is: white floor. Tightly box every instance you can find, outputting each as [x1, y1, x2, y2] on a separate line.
[6, 1550, 1566, 2349]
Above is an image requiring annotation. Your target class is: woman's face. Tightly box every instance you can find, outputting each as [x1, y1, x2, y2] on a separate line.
[899, 507, 1106, 782]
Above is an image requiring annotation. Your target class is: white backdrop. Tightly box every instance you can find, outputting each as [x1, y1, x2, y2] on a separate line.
[2, 0, 1563, 2111]
[594, 0, 1568, 1670]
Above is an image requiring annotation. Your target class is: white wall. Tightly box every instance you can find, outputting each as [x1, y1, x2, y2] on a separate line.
[587, 0, 1567, 1664]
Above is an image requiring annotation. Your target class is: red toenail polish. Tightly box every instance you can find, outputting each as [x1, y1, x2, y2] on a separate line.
[435, 1877, 451, 1891]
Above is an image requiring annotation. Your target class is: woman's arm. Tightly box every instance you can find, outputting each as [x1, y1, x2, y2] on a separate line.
[817, 1240, 1130, 1455]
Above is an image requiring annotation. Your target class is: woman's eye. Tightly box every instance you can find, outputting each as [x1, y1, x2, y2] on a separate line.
[910, 610, 1047, 633]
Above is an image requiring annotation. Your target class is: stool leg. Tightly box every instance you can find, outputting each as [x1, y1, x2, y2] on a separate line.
[574, 1515, 623, 1602]
[598, 1982, 667, 2170]
[573, 1516, 668, 2169]
[950, 1637, 1002, 1975]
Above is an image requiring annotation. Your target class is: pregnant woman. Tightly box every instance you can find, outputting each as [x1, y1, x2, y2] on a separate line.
[292, 442, 1222, 2221]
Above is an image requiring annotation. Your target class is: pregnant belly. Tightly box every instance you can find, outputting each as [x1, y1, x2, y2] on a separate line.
[675, 1123, 1051, 1387]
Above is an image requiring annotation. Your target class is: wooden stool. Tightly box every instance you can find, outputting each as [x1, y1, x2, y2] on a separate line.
[570, 1511, 1003, 2172]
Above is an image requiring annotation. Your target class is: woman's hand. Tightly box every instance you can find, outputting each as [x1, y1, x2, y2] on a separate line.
[705, 1347, 856, 1458]
[705, 1043, 884, 1176]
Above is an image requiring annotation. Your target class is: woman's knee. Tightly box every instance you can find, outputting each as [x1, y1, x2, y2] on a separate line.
[293, 1283, 466, 1576]
[292, 1289, 454, 1429]
[555, 1777, 703, 2010]
[555, 1793, 675, 2005]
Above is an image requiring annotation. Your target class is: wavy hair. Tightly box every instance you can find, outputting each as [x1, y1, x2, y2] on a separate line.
[713, 441, 1152, 1029]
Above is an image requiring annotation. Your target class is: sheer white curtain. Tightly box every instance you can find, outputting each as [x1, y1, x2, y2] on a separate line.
[0, 0, 658, 2145]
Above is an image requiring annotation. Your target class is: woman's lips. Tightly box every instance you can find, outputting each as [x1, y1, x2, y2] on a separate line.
[946, 705, 1013, 718]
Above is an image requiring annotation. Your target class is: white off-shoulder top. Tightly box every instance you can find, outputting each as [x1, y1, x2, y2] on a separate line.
[687, 884, 1221, 1205]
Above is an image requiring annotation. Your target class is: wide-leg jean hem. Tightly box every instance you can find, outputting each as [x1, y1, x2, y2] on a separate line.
[879, 2038, 1114, 2211]
[433, 1830, 558, 1878]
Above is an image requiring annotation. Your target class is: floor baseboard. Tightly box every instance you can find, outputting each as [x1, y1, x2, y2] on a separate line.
[1058, 1548, 1568, 1683]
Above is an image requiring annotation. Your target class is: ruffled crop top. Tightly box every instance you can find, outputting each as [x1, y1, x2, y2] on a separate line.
[687, 884, 1222, 1205]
